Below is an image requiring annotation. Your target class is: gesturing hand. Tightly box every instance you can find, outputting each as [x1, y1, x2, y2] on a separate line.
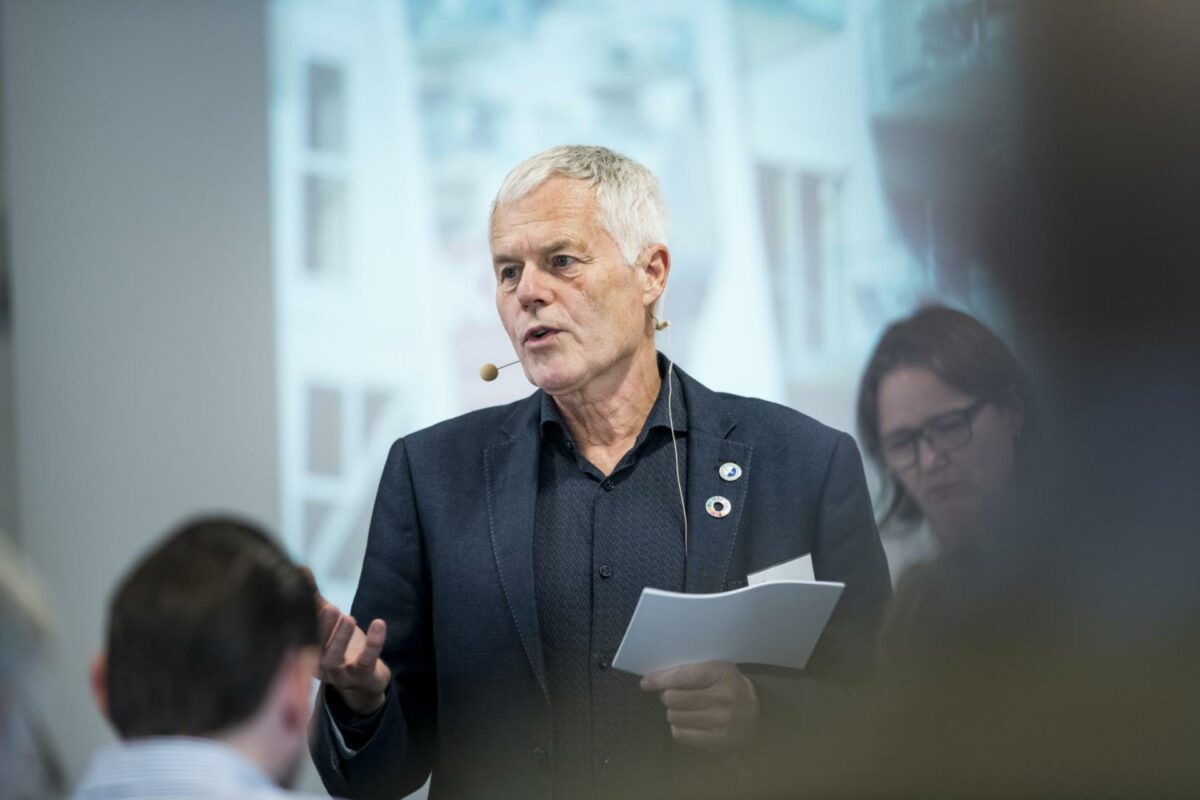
[640, 661, 760, 749]
[314, 586, 391, 715]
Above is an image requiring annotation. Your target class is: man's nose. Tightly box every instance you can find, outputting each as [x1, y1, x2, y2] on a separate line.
[515, 264, 552, 308]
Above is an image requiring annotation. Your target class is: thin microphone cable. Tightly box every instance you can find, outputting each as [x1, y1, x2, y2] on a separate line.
[660, 303, 688, 560]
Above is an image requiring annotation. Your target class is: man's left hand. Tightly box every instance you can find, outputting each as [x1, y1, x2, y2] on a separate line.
[640, 660, 760, 749]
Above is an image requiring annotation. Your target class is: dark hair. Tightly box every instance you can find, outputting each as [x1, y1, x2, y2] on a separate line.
[856, 305, 1028, 527]
[104, 516, 317, 738]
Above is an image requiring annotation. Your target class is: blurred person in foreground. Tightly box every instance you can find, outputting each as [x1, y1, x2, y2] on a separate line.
[75, 516, 331, 800]
[1, 534, 64, 799]
[309, 145, 891, 799]
[786, 2, 1200, 796]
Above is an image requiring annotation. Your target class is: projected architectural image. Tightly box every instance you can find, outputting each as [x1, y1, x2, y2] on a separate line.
[269, 0, 1002, 607]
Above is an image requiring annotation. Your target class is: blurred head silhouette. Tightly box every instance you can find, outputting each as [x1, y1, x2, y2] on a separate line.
[89, 516, 319, 788]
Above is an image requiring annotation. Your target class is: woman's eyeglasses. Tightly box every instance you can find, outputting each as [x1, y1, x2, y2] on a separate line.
[881, 399, 990, 471]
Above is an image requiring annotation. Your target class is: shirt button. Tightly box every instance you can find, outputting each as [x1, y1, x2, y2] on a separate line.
[532, 746, 547, 766]
[600, 753, 614, 769]
[601, 479, 614, 492]
[598, 564, 612, 579]
[565, 440, 574, 450]
[597, 654, 611, 670]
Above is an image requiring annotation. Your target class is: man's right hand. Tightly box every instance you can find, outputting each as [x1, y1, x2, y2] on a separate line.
[315, 587, 391, 715]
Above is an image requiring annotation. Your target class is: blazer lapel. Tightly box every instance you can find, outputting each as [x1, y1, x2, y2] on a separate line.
[676, 368, 753, 594]
[483, 394, 548, 697]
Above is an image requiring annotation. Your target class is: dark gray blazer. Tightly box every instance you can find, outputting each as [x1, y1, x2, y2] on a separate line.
[311, 365, 891, 800]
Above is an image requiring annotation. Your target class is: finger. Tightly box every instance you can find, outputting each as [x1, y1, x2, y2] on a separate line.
[666, 708, 727, 730]
[640, 669, 670, 692]
[356, 619, 387, 668]
[316, 603, 340, 646]
[321, 614, 356, 669]
[641, 661, 724, 692]
[670, 725, 726, 750]
[660, 688, 723, 711]
[641, 665, 689, 692]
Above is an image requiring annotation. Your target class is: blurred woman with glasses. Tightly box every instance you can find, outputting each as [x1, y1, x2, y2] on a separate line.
[856, 305, 1029, 674]
[857, 305, 1028, 578]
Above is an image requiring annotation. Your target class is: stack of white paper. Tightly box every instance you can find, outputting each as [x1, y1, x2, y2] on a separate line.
[612, 556, 843, 676]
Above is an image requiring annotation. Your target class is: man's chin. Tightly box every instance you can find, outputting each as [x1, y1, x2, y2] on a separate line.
[527, 365, 581, 395]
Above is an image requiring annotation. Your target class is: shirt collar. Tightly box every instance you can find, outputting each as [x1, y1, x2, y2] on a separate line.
[75, 736, 283, 797]
[539, 352, 687, 446]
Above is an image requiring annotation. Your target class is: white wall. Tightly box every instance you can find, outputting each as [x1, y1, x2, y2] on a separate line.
[2, 0, 278, 784]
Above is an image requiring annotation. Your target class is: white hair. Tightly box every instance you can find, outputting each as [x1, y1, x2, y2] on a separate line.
[491, 145, 667, 266]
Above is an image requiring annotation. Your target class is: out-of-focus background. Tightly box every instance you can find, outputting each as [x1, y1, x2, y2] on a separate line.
[0, 0, 1014, 794]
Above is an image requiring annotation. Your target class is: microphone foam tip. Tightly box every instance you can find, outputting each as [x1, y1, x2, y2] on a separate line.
[480, 363, 500, 382]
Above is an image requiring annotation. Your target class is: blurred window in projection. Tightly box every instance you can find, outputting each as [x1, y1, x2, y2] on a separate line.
[269, 0, 1008, 605]
[301, 60, 350, 277]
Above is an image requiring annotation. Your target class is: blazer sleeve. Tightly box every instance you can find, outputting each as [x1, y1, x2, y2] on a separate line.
[310, 438, 438, 800]
[740, 431, 891, 769]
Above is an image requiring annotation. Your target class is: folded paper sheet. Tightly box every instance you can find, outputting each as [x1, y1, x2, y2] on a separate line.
[747, 552, 815, 584]
[612, 578, 844, 676]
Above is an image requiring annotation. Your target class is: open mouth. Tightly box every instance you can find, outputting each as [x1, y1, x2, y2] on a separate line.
[524, 326, 559, 345]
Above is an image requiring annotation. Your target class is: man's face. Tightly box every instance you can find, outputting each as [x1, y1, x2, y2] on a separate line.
[490, 177, 658, 395]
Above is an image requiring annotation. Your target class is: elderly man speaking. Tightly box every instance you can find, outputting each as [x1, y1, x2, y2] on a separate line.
[311, 146, 890, 800]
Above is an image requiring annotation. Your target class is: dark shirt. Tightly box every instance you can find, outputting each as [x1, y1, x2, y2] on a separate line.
[533, 358, 688, 799]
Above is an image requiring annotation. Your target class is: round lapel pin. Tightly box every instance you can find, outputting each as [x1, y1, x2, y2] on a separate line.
[706, 495, 732, 518]
[718, 462, 742, 482]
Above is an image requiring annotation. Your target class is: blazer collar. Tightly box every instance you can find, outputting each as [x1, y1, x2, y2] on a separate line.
[671, 364, 751, 594]
[486, 390, 547, 696]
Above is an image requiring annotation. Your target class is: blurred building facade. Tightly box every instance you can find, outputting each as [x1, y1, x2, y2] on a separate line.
[268, 0, 1000, 605]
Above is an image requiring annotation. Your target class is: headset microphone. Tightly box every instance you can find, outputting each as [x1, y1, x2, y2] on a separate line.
[479, 359, 520, 382]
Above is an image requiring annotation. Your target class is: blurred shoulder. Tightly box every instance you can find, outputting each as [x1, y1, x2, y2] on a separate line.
[394, 390, 541, 457]
[717, 391, 847, 446]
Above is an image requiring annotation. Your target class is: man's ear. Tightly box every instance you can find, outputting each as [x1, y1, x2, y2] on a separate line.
[89, 652, 110, 723]
[280, 646, 320, 733]
[640, 244, 671, 309]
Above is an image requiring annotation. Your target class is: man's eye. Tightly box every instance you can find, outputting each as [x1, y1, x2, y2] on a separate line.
[550, 255, 576, 269]
[499, 266, 520, 282]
